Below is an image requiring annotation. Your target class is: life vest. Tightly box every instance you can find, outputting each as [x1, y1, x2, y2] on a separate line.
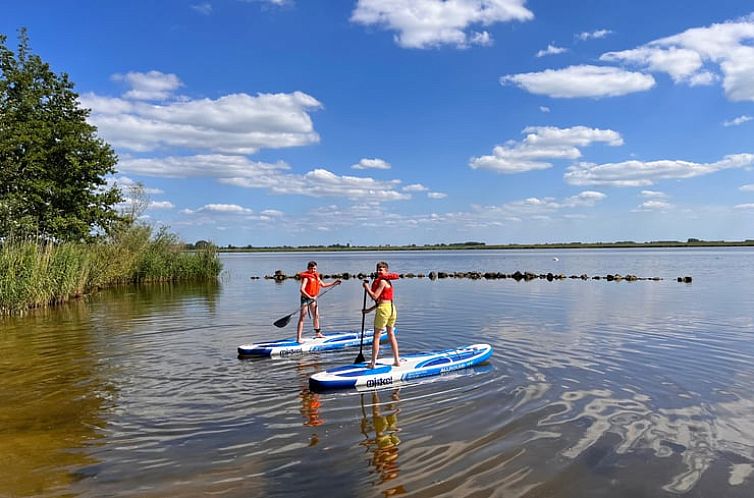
[372, 273, 399, 301]
[299, 270, 321, 297]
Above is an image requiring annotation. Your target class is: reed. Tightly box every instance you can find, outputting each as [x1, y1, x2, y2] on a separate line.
[0, 226, 222, 315]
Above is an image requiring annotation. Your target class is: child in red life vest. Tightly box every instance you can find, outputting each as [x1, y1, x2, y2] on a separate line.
[297, 261, 341, 343]
[362, 261, 401, 369]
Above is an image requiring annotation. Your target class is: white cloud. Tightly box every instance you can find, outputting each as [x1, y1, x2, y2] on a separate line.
[183, 204, 255, 215]
[740, 184, 754, 192]
[428, 192, 447, 199]
[191, 3, 212, 15]
[352, 158, 392, 170]
[111, 71, 183, 101]
[565, 153, 754, 187]
[402, 183, 428, 192]
[723, 115, 752, 127]
[82, 89, 322, 154]
[110, 175, 164, 195]
[599, 14, 754, 101]
[501, 65, 655, 98]
[536, 44, 567, 58]
[734, 203, 754, 209]
[540, 106, 550, 113]
[470, 125, 623, 173]
[148, 200, 175, 209]
[636, 200, 673, 210]
[577, 29, 612, 41]
[640, 190, 667, 198]
[120, 154, 412, 202]
[350, 0, 534, 49]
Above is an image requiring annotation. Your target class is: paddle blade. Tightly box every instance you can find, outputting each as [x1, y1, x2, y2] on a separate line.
[273, 314, 293, 328]
[354, 352, 365, 364]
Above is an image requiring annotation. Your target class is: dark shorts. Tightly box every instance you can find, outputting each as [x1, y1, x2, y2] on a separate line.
[301, 296, 315, 305]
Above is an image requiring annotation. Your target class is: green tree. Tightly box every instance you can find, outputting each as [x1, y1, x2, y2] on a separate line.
[0, 28, 123, 241]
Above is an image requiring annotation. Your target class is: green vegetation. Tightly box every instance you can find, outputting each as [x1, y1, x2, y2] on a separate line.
[0, 29, 221, 314]
[1, 226, 222, 315]
[213, 239, 754, 253]
[1, 29, 123, 241]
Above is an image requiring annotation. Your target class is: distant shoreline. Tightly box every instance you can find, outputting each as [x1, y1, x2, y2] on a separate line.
[213, 240, 754, 253]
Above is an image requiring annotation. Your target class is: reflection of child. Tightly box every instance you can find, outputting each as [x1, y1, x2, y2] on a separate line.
[361, 390, 404, 489]
[300, 389, 323, 428]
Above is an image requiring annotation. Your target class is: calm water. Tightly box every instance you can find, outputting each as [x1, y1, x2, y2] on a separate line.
[2, 249, 754, 497]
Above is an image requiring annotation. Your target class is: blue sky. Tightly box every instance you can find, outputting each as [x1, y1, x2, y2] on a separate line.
[3, 1, 754, 246]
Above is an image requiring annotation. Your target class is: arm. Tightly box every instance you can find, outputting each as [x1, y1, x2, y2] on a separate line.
[363, 279, 386, 301]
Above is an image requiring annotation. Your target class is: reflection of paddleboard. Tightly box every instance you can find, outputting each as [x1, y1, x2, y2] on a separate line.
[309, 343, 493, 391]
[238, 329, 392, 357]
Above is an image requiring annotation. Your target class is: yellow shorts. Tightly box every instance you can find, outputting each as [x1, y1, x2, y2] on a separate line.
[374, 301, 397, 330]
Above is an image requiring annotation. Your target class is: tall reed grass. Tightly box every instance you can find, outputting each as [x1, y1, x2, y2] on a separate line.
[0, 226, 222, 315]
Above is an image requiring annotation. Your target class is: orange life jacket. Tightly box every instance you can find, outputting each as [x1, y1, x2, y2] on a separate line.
[371, 273, 399, 301]
[299, 270, 321, 297]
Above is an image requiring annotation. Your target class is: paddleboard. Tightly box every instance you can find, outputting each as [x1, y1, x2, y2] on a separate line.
[309, 343, 493, 390]
[238, 329, 393, 357]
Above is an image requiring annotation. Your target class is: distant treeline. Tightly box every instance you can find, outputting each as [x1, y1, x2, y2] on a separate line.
[195, 239, 754, 253]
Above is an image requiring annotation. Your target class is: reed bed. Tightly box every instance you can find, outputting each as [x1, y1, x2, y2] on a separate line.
[0, 227, 222, 315]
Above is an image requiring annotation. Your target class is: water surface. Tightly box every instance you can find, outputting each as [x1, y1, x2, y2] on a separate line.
[1, 249, 753, 497]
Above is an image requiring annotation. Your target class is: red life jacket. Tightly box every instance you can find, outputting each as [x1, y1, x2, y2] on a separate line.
[299, 270, 321, 297]
[371, 273, 399, 301]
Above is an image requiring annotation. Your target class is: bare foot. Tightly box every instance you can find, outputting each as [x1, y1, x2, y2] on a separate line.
[366, 363, 375, 369]
[314, 334, 325, 339]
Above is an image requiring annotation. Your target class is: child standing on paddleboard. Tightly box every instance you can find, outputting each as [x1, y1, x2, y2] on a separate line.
[363, 261, 401, 369]
[297, 261, 341, 343]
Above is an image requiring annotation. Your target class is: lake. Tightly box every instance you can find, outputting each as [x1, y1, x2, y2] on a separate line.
[1, 248, 754, 497]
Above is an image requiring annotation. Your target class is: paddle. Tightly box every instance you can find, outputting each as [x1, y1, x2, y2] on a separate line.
[354, 283, 369, 364]
[272, 284, 338, 328]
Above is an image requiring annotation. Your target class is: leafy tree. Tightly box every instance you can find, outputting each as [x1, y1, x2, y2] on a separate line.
[0, 28, 123, 241]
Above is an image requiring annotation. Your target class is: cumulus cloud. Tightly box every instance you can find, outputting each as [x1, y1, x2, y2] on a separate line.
[191, 3, 212, 15]
[734, 203, 754, 209]
[402, 183, 428, 192]
[640, 190, 667, 198]
[119, 154, 411, 202]
[428, 192, 447, 199]
[576, 29, 612, 41]
[501, 65, 656, 98]
[599, 14, 754, 101]
[352, 158, 392, 170]
[350, 0, 534, 49]
[565, 153, 754, 187]
[148, 200, 175, 209]
[740, 184, 754, 192]
[635, 200, 673, 211]
[182, 204, 254, 215]
[723, 115, 752, 127]
[111, 71, 183, 101]
[470, 125, 623, 173]
[82, 89, 322, 154]
[536, 44, 567, 58]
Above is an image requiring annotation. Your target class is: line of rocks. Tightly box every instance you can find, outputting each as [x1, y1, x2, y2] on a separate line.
[254, 270, 693, 283]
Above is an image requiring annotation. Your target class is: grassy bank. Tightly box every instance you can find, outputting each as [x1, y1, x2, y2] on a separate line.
[0, 226, 222, 315]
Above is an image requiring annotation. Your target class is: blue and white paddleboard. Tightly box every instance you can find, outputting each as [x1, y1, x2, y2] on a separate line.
[237, 329, 391, 357]
[309, 343, 493, 390]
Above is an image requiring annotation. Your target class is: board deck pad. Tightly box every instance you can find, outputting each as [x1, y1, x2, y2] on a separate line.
[309, 343, 493, 390]
[237, 329, 391, 357]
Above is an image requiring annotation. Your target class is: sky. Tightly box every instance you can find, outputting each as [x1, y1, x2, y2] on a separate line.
[2, 0, 754, 246]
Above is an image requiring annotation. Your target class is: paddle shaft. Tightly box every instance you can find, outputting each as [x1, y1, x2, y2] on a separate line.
[355, 285, 369, 363]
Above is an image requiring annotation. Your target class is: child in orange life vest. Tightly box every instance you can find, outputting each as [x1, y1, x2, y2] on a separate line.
[362, 261, 401, 369]
[297, 261, 341, 343]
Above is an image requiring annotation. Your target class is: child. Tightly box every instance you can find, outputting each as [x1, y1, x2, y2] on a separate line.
[363, 261, 400, 368]
[297, 261, 341, 343]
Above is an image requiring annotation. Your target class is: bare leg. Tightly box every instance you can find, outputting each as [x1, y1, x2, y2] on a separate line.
[296, 308, 306, 343]
[369, 329, 382, 368]
[386, 325, 400, 366]
[313, 303, 324, 337]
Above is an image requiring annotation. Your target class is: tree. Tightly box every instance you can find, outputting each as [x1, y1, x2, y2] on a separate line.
[0, 28, 123, 241]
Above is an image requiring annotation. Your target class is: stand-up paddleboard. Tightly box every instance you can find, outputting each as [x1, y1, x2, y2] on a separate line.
[238, 329, 393, 357]
[309, 343, 492, 390]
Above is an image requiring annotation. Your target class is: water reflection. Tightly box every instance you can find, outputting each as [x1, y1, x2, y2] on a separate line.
[297, 358, 324, 447]
[359, 389, 406, 496]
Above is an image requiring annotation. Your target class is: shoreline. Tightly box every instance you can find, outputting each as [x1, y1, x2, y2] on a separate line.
[215, 241, 754, 253]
